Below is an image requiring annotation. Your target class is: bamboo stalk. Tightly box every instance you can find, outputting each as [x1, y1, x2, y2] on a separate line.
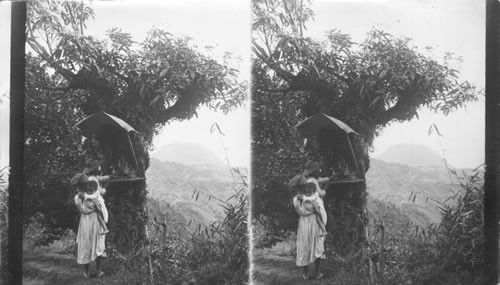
[145, 223, 154, 284]
[163, 216, 167, 245]
[365, 227, 375, 285]
[379, 221, 385, 285]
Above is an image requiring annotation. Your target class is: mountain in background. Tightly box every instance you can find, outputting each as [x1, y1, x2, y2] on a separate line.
[367, 143, 477, 227]
[152, 142, 224, 166]
[366, 158, 458, 226]
[146, 158, 238, 227]
[366, 156, 472, 226]
[375, 143, 445, 167]
[146, 143, 247, 231]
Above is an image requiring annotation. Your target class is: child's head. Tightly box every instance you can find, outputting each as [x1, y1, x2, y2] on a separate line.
[304, 182, 316, 196]
[86, 180, 98, 194]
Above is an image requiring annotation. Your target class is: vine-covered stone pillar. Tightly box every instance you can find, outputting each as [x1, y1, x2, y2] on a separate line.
[105, 180, 147, 252]
[312, 126, 370, 256]
[324, 181, 368, 256]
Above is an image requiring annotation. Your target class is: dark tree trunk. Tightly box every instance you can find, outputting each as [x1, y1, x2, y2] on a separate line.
[324, 181, 368, 255]
[105, 180, 147, 252]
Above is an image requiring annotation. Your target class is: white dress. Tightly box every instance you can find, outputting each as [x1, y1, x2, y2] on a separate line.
[74, 194, 106, 264]
[293, 196, 326, 266]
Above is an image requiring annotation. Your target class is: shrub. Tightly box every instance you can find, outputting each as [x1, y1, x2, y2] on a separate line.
[59, 229, 78, 256]
[23, 213, 55, 248]
[378, 167, 485, 285]
[435, 168, 484, 274]
[108, 186, 249, 285]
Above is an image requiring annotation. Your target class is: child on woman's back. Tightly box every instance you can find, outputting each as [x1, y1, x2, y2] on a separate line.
[79, 180, 109, 235]
[297, 182, 327, 237]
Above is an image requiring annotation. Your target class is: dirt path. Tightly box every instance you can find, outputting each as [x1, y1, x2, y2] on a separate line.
[252, 242, 334, 285]
[22, 242, 119, 285]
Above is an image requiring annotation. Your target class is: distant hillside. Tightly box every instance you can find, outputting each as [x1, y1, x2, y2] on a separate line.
[366, 158, 469, 226]
[376, 143, 445, 167]
[152, 142, 224, 166]
[366, 196, 414, 236]
[146, 158, 239, 227]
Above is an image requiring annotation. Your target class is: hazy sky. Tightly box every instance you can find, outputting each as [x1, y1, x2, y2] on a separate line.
[0, 0, 485, 169]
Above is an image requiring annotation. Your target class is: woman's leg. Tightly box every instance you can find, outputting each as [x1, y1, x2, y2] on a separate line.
[314, 258, 322, 278]
[83, 264, 90, 277]
[96, 256, 104, 276]
[302, 265, 309, 279]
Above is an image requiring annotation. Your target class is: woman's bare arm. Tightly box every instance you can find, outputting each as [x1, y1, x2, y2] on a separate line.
[74, 195, 95, 215]
[97, 175, 110, 182]
[317, 177, 329, 184]
[293, 196, 314, 216]
[317, 188, 326, 198]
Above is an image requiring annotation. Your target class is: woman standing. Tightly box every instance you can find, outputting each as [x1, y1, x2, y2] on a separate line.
[293, 190, 326, 280]
[292, 159, 330, 280]
[71, 173, 106, 278]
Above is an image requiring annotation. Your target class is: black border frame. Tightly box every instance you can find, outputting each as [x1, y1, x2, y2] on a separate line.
[8, 1, 25, 284]
[5, 1, 500, 284]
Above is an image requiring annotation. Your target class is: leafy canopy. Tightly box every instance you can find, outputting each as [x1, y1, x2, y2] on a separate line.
[252, 0, 479, 146]
[27, 0, 247, 147]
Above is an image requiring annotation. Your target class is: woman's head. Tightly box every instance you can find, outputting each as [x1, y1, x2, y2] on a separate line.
[303, 160, 322, 178]
[70, 173, 89, 191]
[289, 174, 307, 196]
[84, 159, 102, 176]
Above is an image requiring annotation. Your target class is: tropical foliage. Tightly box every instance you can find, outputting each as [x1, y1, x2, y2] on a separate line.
[251, 0, 480, 249]
[378, 168, 484, 284]
[24, 0, 246, 244]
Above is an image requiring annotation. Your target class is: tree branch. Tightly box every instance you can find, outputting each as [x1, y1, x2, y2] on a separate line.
[282, 0, 298, 35]
[265, 59, 295, 82]
[156, 85, 200, 124]
[262, 26, 273, 57]
[299, 0, 304, 37]
[374, 93, 417, 126]
[27, 38, 75, 81]
[253, 41, 295, 83]
[253, 42, 347, 97]
[66, 3, 78, 33]
[44, 31, 53, 55]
